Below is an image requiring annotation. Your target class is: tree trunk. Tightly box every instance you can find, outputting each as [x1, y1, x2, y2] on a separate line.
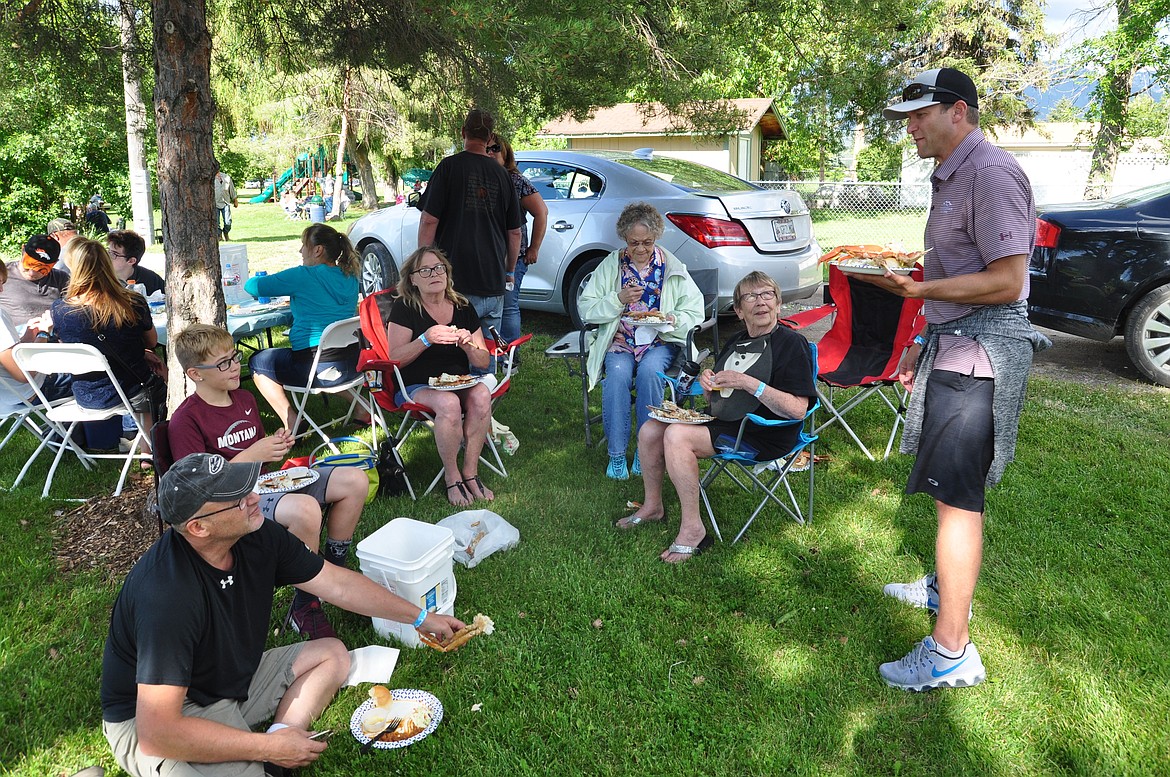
[119, 1, 155, 244]
[352, 141, 380, 209]
[1084, 0, 1134, 200]
[152, 0, 224, 411]
[328, 70, 351, 220]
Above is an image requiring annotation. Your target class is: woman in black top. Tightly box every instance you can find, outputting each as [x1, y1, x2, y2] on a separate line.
[386, 246, 493, 507]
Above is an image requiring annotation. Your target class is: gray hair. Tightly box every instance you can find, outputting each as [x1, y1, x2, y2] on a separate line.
[615, 201, 665, 242]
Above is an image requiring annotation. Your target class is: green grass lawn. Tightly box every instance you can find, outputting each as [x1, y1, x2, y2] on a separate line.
[3, 211, 1168, 776]
[813, 209, 929, 253]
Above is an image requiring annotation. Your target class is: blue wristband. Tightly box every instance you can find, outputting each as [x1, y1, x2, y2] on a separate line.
[913, 335, 926, 347]
[753, 381, 766, 398]
[419, 333, 432, 348]
[412, 608, 427, 629]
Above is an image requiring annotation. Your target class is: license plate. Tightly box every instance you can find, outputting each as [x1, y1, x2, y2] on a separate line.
[772, 217, 796, 242]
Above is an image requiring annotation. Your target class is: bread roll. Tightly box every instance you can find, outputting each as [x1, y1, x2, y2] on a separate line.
[368, 685, 393, 708]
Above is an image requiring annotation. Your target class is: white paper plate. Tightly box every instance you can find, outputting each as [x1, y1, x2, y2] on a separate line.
[349, 690, 443, 750]
[622, 316, 672, 327]
[831, 262, 915, 276]
[427, 377, 480, 391]
[648, 407, 713, 425]
[256, 467, 319, 494]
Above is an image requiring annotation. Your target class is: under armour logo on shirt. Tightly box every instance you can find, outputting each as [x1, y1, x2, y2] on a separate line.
[220, 576, 234, 589]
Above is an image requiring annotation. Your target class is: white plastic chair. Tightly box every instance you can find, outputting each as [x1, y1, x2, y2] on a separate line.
[286, 316, 378, 450]
[11, 342, 152, 498]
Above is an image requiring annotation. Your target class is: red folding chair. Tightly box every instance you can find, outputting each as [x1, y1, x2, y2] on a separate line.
[781, 264, 925, 460]
[356, 289, 530, 499]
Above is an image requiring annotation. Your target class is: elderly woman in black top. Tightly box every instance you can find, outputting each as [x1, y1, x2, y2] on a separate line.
[386, 246, 494, 507]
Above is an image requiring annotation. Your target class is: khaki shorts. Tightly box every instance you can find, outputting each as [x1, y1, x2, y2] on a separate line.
[102, 642, 304, 777]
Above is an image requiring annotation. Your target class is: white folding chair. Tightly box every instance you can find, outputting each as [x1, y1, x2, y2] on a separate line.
[286, 316, 378, 450]
[0, 393, 93, 489]
[12, 343, 152, 498]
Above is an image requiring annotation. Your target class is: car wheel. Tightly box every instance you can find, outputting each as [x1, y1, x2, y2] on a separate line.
[1124, 284, 1170, 387]
[566, 254, 604, 330]
[360, 242, 398, 296]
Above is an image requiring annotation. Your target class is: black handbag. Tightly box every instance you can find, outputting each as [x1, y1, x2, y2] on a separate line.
[376, 438, 409, 497]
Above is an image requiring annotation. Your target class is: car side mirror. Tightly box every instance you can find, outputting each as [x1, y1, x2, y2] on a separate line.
[407, 191, 421, 208]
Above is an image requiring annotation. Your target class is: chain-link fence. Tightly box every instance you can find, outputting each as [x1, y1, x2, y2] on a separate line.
[755, 180, 929, 253]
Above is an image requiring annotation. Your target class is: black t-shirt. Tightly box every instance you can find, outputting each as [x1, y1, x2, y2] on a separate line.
[421, 151, 522, 297]
[387, 297, 479, 389]
[100, 520, 324, 723]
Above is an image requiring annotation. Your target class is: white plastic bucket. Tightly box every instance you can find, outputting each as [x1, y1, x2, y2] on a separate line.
[357, 518, 457, 648]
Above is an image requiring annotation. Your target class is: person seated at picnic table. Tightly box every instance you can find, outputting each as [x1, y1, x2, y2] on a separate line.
[0, 260, 73, 410]
[50, 237, 164, 453]
[107, 229, 165, 296]
[0, 234, 70, 329]
[99, 452, 465, 777]
[578, 201, 703, 481]
[618, 271, 817, 564]
[385, 245, 495, 507]
[169, 323, 373, 640]
[244, 224, 365, 433]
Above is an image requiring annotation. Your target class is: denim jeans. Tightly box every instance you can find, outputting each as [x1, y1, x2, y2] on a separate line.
[465, 293, 504, 374]
[602, 343, 678, 458]
[501, 258, 528, 343]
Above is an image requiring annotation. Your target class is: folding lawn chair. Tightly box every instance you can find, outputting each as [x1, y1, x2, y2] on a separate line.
[0, 392, 92, 489]
[692, 342, 821, 543]
[286, 316, 379, 450]
[12, 342, 152, 498]
[356, 289, 529, 499]
[148, 420, 176, 535]
[781, 264, 924, 461]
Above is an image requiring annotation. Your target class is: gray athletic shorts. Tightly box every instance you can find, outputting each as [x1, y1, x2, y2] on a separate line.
[102, 642, 305, 777]
[905, 370, 994, 513]
[259, 466, 335, 521]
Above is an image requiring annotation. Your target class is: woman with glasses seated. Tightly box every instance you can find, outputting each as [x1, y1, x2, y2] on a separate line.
[244, 224, 363, 432]
[579, 201, 704, 480]
[386, 246, 494, 507]
[167, 324, 370, 641]
[617, 272, 816, 563]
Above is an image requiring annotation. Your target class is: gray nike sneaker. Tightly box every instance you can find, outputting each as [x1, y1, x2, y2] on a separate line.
[883, 572, 972, 620]
[879, 636, 986, 691]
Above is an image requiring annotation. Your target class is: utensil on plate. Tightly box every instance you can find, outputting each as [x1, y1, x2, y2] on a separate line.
[359, 717, 403, 754]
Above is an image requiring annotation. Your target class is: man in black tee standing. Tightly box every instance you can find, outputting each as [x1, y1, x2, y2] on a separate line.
[100, 454, 464, 777]
[417, 107, 522, 350]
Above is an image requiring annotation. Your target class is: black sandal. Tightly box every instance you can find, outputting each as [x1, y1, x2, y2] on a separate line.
[462, 474, 493, 501]
[445, 480, 471, 506]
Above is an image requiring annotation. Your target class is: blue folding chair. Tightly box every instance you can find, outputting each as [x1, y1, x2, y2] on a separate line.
[696, 342, 820, 542]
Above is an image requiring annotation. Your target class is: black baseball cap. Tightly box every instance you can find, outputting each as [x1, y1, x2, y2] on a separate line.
[883, 68, 979, 119]
[159, 453, 261, 526]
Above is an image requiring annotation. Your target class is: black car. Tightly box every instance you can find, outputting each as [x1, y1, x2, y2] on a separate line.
[1028, 180, 1170, 387]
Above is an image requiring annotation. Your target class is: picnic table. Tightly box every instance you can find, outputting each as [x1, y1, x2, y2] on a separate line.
[153, 299, 293, 350]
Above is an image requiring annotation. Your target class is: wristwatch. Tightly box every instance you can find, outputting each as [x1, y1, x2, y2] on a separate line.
[505, 272, 515, 292]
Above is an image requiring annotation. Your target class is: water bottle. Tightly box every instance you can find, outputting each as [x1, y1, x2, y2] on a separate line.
[676, 358, 701, 397]
[130, 283, 147, 298]
[253, 270, 270, 304]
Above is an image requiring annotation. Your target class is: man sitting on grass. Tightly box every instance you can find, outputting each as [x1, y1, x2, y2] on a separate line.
[100, 452, 464, 777]
[169, 324, 372, 641]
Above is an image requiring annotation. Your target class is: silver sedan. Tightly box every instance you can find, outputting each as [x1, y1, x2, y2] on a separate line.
[349, 149, 822, 327]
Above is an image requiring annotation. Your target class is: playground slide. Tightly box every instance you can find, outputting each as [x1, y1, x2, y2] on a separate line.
[248, 167, 294, 204]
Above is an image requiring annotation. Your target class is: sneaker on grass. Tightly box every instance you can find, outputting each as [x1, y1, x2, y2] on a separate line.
[286, 600, 337, 640]
[879, 635, 986, 691]
[883, 572, 972, 620]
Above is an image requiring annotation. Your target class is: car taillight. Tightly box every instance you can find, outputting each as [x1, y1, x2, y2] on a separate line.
[667, 213, 752, 248]
[1035, 218, 1061, 249]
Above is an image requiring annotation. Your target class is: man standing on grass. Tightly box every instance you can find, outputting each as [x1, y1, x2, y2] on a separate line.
[867, 68, 1049, 691]
[214, 169, 238, 241]
[100, 453, 464, 777]
[417, 107, 522, 347]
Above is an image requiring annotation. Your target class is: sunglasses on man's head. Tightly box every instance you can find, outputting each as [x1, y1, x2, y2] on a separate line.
[902, 83, 965, 103]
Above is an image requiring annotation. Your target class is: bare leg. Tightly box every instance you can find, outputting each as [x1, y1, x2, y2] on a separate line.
[272, 638, 350, 728]
[252, 372, 295, 431]
[421, 389, 472, 507]
[660, 425, 715, 563]
[273, 495, 324, 553]
[932, 501, 983, 651]
[459, 386, 494, 500]
[617, 421, 668, 526]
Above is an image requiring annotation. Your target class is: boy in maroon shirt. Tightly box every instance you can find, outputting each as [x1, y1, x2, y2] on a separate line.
[169, 324, 370, 640]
